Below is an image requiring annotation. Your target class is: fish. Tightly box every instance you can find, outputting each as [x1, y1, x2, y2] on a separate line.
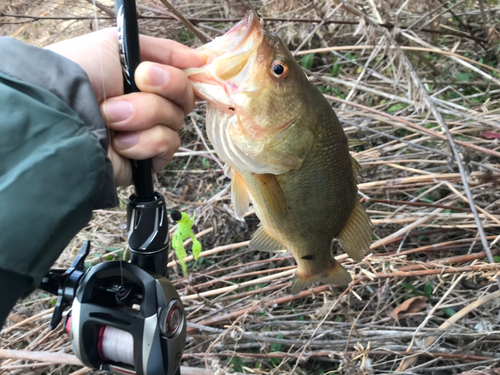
[184, 12, 372, 293]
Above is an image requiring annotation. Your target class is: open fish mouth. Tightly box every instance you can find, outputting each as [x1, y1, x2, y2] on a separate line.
[204, 11, 260, 59]
[184, 11, 262, 85]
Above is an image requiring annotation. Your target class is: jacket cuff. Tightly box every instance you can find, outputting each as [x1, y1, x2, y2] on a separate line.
[0, 37, 118, 208]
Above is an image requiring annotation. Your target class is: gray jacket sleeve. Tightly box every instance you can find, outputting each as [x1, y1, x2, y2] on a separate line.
[0, 37, 117, 208]
[0, 37, 120, 311]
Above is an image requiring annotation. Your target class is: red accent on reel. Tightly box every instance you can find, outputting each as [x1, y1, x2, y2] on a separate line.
[65, 316, 72, 334]
[167, 305, 181, 334]
[97, 326, 108, 361]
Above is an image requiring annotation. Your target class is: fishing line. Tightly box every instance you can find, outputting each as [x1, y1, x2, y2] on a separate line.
[98, 326, 134, 366]
[92, 0, 125, 290]
[90, 4, 134, 363]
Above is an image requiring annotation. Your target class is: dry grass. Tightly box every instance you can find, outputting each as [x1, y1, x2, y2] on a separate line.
[1, 0, 500, 374]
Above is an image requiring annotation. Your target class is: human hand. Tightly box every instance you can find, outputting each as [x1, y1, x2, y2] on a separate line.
[45, 28, 206, 187]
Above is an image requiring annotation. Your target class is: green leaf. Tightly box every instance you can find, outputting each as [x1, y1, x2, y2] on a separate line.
[455, 72, 472, 82]
[424, 282, 433, 299]
[270, 334, 284, 366]
[329, 64, 340, 76]
[441, 307, 456, 317]
[270, 334, 283, 352]
[202, 157, 210, 169]
[229, 357, 244, 372]
[300, 53, 315, 70]
[494, 256, 500, 263]
[421, 195, 434, 204]
[402, 282, 419, 295]
[387, 103, 407, 113]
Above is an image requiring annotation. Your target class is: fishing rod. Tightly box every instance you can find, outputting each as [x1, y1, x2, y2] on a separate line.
[39, 1, 186, 374]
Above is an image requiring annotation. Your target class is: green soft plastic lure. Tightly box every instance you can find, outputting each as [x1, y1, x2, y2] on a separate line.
[171, 210, 202, 276]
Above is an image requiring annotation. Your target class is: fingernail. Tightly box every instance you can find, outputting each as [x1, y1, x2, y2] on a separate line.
[103, 101, 133, 123]
[148, 65, 170, 87]
[114, 132, 139, 149]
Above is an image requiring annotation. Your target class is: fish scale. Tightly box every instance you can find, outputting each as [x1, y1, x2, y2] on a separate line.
[240, 101, 358, 292]
[185, 11, 372, 293]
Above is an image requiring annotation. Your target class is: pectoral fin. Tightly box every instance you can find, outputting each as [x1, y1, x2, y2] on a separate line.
[254, 174, 288, 225]
[249, 225, 287, 252]
[337, 200, 372, 262]
[231, 170, 251, 220]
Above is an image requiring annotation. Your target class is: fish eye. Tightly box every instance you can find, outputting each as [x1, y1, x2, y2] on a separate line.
[271, 61, 289, 79]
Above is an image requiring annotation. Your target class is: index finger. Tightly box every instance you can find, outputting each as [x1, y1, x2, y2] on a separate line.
[139, 35, 207, 69]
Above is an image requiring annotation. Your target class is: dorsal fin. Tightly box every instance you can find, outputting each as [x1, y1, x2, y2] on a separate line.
[231, 170, 250, 220]
[254, 173, 288, 225]
[249, 225, 287, 252]
[337, 200, 372, 261]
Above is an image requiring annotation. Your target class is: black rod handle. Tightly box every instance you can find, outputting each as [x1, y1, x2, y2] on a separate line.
[115, 0, 154, 199]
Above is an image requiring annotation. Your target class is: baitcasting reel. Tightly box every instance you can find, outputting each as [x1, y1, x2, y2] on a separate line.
[40, 0, 188, 373]
[40, 193, 186, 375]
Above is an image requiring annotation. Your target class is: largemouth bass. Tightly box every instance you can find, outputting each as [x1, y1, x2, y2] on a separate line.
[185, 12, 372, 293]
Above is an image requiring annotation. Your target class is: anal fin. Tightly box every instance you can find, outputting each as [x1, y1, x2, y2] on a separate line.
[291, 260, 351, 294]
[254, 173, 288, 225]
[249, 225, 287, 252]
[348, 138, 365, 148]
[351, 155, 361, 184]
[338, 200, 372, 262]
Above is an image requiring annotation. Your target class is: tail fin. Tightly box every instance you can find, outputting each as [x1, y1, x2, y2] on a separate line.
[291, 260, 351, 294]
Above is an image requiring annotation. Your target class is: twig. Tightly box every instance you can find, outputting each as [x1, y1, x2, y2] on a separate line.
[0, 14, 489, 43]
[0, 349, 217, 375]
[435, 0, 486, 50]
[84, 0, 114, 17]
[155, 0, 211, 43]
[1, 308, 54, 336]
[167, 240, 249, 268]
[388, 44, 499, 287]
[397, 289, 500, 371]
[181, 269, 295, 301]
[68, 369, 90, 375]
[0, 349, 82, 366]
[366, 198, 472, 212]
[289, 283, 355, 373]
[188, 264, 500, 329]
[325, 95, 500, 159]
[296, 45, 500, 76]
[185, 349, 497, 361]
[370, 208, 443, 249]
[396, 250, 499, 271]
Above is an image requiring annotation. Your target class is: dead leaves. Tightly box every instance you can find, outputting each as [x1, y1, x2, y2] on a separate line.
[480, 131, 500, 140]
[390, 296, 428, 323]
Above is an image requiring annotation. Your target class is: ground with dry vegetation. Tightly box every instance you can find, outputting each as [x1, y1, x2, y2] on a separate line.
[1, 0, 500, 374]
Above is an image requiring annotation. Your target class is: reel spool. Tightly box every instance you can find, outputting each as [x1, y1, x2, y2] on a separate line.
[65, 261, 185, 375]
